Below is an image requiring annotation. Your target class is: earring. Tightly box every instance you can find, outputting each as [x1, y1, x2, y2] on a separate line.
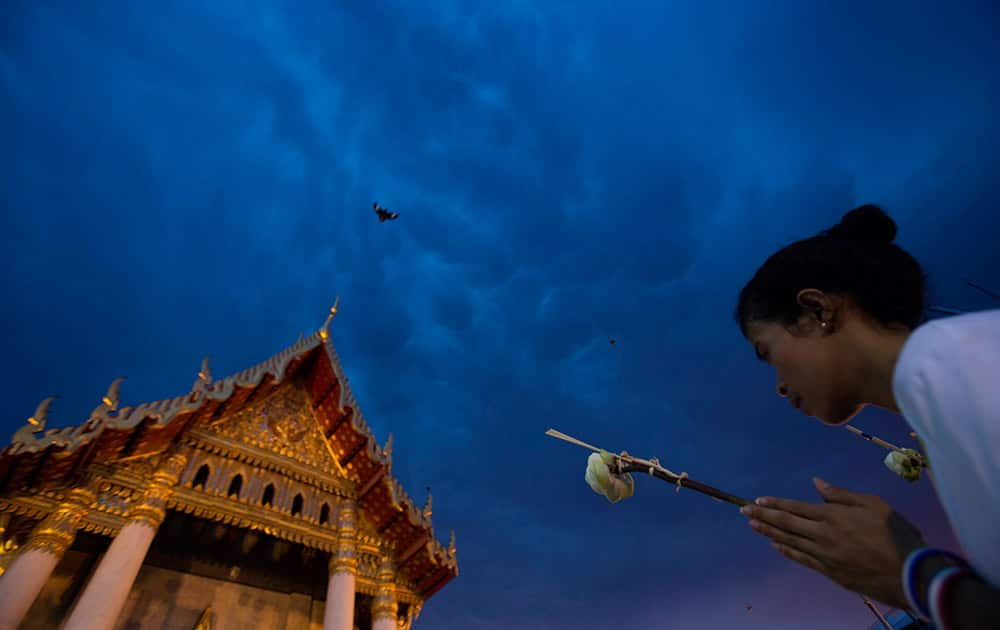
[820, 321, 828, 329]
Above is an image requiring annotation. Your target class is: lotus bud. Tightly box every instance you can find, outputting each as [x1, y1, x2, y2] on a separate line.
[884, 448, 922, 482]
[585, 450, 635, 503]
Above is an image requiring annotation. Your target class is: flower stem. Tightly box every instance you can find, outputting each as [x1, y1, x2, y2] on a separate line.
[619, 463, 750, 507]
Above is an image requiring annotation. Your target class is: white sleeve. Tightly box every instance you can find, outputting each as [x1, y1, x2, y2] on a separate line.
[893, 312, 1000, 587]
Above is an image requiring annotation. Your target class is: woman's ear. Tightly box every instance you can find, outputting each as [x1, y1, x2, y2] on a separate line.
[795, 289, 836, 329]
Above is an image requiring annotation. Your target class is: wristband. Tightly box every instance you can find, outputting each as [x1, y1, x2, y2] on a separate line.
[928, 566, 972, 630]
[902, 547, 968, 620]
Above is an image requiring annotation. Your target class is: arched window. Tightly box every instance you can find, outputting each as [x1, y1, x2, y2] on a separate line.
[192, 464, 210, 489]
[319, 503, 330, 525]
[227, 474, 243, 499]
[291, 493, 304, 517]
[261, 484, 275, 507]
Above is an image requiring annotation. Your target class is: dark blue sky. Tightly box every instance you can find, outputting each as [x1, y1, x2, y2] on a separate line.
[2, 2, 999, 628]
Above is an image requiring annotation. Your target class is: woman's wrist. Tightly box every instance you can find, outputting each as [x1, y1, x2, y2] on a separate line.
[902, 547, 968, 619]
[927, 566, 973, 629]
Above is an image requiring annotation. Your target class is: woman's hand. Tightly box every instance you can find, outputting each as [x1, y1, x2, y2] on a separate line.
[739, 477, 926, 609]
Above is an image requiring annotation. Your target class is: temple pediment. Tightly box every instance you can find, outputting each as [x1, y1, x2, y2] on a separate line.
[200, 384, 347, 480]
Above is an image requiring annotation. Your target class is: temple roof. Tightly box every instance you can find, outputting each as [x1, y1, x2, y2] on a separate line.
[0, 314, 457, 598]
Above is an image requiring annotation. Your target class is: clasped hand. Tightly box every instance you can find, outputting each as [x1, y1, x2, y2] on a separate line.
[740, 477, 926, 609]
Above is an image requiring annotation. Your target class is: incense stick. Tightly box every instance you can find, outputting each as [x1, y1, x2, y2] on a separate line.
[545, 429, 602, 453]
[967, 281, 1000, 301]
[844, 425, 927, 467]
[844, 424, 902, 452]
[546, 428, 750, 507]
[861, 596, 893, 630]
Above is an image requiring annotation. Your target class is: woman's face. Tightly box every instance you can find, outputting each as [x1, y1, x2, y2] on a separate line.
[745, 318, 864, 425]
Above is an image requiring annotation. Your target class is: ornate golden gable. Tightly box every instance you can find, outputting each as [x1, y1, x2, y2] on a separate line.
[205, 385, 346, 480]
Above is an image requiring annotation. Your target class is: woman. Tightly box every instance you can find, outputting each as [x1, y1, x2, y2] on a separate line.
[734, 205, 999, 628]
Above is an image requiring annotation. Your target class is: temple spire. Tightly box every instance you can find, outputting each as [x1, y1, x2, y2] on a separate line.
[448, 530, 456, 556]
[319, 296, 340, 341]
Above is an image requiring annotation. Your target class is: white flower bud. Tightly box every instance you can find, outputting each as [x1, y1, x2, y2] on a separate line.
[585, 451, 635, 503]
[884, 448, 921, 482]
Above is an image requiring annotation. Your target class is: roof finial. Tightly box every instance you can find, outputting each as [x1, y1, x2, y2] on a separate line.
[198, 356, 212, 383]
[382, 432, 392, 470]
[422, 486, 433, 520]
[448, 530, 456, 556]
[101, 376, 125, 411]
[29, 396, 56, 429]
[319, 296, 340, 341]
[14, 396, 56, 444]
[192, 356, 212, 392]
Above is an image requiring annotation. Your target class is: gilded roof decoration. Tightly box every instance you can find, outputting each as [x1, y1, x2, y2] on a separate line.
[5, 331, 321, 456]
[208, 386, 342, 478]
[0, 306, 458, 596]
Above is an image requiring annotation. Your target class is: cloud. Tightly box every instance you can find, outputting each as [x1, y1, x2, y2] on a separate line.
[1, 2, 997, 628]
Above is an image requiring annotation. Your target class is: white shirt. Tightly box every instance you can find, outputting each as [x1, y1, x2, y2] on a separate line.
[893, 309, 1000, 588]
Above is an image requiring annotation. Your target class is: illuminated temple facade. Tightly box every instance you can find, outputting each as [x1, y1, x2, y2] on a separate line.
[0, 310, 458, 629]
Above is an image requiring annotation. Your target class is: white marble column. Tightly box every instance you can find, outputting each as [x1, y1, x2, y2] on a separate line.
[371, 556, 398, 630]
[0, 486, 95, 630]
[323, 501, 358, 630]
[62, 453, 186, 630]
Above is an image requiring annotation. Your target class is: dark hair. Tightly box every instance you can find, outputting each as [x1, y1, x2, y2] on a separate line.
[736, 205, 927, 336]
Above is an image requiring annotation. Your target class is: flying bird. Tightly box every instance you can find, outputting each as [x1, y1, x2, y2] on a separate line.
[608, 337, 616, 346]
[373, 202, 399, 222]
[746, 604, 752, 613]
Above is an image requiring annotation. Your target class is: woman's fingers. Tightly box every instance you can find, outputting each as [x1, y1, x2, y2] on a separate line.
[754, 495, 829, 521]
[748, 518, 824, 557]
[813, 477, 866, 506]
[741, 503, 827, 541]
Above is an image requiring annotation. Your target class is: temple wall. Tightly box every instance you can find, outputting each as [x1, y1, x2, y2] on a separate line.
[21, 549, 101, 629]
[113, 564, 326, 630]
[19, 554, 327, 630]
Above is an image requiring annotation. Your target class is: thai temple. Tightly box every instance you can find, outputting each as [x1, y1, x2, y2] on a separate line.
[0, 305, 458, 629]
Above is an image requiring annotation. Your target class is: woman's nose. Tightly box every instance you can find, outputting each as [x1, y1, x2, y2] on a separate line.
[777, 383, 789, 398]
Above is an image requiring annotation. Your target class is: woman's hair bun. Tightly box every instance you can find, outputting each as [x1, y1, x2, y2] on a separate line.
[824, 204, 897, 244]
